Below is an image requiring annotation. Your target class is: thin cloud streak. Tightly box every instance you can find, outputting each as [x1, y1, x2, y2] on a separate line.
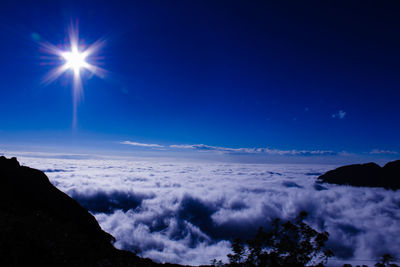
[370, 149, 398, 155]
[121, 141, 337, 156]
[170, 144, 337, 156]
[120, 141, 164, 148]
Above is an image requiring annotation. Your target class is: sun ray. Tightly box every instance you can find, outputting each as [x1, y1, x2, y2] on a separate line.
[40, 23, 106, 127]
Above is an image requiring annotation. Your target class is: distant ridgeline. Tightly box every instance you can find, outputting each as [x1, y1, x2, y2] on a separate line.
[318, 160, 400, 190]
[0, 156, 184, 267]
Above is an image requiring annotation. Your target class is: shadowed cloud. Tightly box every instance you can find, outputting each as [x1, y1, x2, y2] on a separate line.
[70, 190, 155, 214]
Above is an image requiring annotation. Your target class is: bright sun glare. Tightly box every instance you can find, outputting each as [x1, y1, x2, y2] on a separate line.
[40, 23, 106, 126]
[62, 46, 89, 74]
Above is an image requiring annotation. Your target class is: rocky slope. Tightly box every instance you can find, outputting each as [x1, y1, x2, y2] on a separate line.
[0, 156, 185, 267]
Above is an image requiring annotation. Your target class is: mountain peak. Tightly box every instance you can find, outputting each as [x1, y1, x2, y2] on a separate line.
[318, 160, 400, 190]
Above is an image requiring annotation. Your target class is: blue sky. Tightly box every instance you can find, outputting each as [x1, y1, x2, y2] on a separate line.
[0, 0, 399, 162]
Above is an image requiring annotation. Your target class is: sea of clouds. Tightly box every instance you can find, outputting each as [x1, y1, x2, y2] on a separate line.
[12, 154, 400, 266]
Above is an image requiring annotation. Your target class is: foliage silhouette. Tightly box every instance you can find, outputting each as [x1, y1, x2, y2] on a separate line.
[341, 253, 398, 267]
[222, 211, 333, 267]
[374, 254, 399, 267]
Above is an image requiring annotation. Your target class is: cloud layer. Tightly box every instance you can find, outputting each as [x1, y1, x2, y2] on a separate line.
[14, 155, 400, 266]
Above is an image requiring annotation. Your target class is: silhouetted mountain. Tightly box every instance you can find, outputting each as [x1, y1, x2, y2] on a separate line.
[0, 156, 186, 267]
[318, 160, 400, 189]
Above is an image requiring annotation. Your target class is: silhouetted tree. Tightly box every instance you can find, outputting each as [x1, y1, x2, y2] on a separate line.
[225, 211, 333, 267]
[374, 254, 399, 267]
[228, 238, 246, 264]
[211, 258, 224, 267]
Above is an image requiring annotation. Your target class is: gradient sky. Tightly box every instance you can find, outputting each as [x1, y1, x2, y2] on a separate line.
[0, 0, 399, 160]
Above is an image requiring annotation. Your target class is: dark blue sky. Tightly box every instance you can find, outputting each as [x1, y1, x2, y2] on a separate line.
[0, 0, 399, 160]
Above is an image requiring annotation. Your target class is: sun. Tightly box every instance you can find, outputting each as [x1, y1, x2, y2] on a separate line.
[41, 24, 106, 87]
[62, 46, 89, 75]
[40, 23, 106, 126]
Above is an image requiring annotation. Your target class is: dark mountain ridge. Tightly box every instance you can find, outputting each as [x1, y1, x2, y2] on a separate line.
[318, 160, 400, 189]
[0, 156, 185, 267]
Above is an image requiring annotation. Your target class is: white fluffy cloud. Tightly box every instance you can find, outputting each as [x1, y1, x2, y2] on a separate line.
[10, 154, 400, 266]
[332, 110, 346, 119]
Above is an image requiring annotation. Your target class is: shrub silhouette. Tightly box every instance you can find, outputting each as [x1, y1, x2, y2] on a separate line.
[342, 253, 399, 267]
[224, 211, 333, 267]
[374, 254, 399, 267]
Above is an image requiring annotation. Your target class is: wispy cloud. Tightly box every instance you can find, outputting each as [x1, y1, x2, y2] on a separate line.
[332, 110, 346, 119]
[370, 149, 398, 155]
[120, 141, 164, 148]
[170, 144, 337, 156]
[122, 141, 397, 158]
